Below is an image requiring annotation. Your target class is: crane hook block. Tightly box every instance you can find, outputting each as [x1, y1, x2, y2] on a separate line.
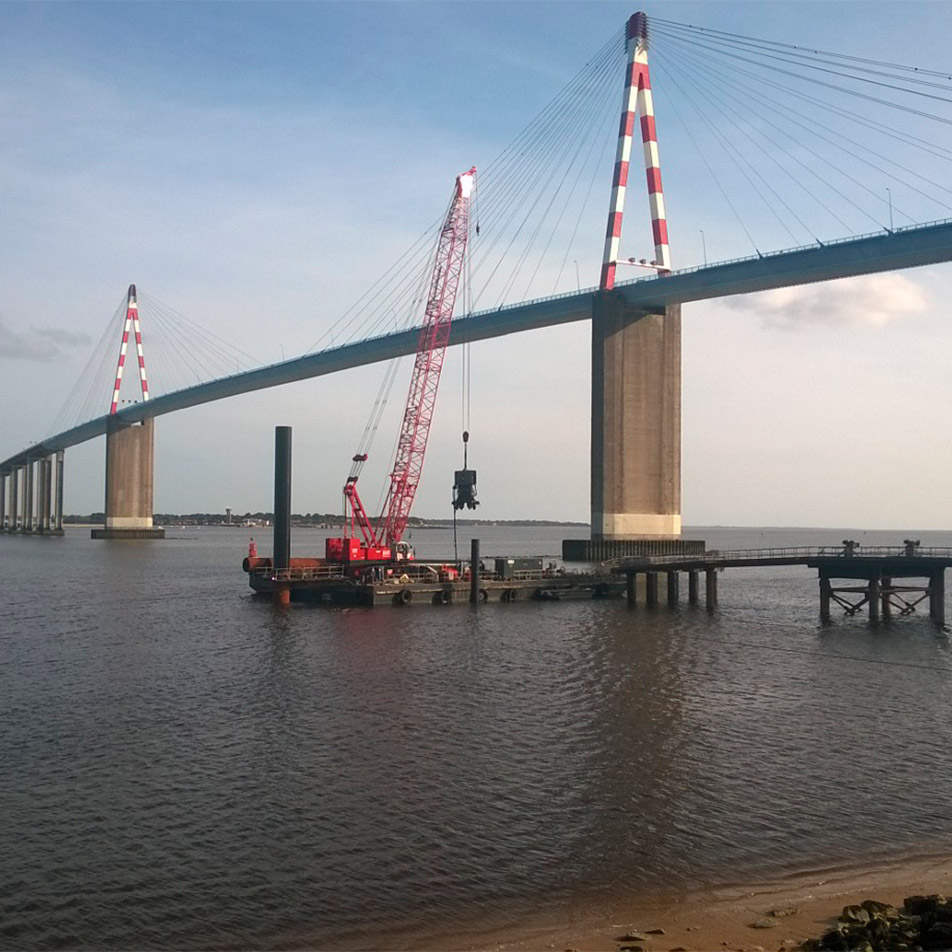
[452, 468, 478, 511]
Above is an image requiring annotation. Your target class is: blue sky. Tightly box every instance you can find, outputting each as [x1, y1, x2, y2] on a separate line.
[2, 1, 952, 529]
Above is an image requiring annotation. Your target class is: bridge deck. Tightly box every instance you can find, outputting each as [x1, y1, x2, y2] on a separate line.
[4, 218, 952, 472]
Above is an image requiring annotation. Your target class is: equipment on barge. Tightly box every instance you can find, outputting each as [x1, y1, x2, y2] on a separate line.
[326, 166, 477, 568]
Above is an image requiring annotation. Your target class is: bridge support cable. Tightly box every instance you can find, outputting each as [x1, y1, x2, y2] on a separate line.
[48, 293, 128, 437]
[472, 32, 624, 306]
[651, 21, 952, 165]
[652, 21, 952, 128]
[302, 24, 627, 359]
[645, 18, 952, 252]
[654, 53, 861, 238]
[135, 291, 260, 391]
[653, 35, 952, 227]
[653, 58, 807, 248]
[654, 45, 952, 230]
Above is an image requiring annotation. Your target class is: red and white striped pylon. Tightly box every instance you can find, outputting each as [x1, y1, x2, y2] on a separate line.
[109, 284, 151, 414]
[599, 11, 671, 291]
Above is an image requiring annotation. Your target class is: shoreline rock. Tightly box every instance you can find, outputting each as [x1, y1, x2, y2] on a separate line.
[801, 894, 952, 950]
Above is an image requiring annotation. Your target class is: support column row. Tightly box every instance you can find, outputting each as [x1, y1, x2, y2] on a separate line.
[625, 568, 717, 611]
[2, 453, 65, 534]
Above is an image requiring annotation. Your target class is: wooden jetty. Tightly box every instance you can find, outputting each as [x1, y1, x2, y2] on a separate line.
[611, 543, 952, 626]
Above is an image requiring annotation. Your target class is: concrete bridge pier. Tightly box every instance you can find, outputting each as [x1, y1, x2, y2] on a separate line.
[55, 451, 64, 532]
[23, 459, 34, 533]
[591, 293, 681, 542]
[91, 418, 165, 539]
[564, 293, 703, 562]
[0, 472, 5, 531]
[37, 456, 54, 533]
[9, 468, 18, 531]
[35, 458, 47, 532]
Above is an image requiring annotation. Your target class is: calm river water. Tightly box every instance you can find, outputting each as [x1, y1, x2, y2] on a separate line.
[3, 524, 952, 949]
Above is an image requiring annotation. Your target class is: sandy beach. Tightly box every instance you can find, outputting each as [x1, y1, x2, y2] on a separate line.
[479, 854, 952, 952]
[352, 852, 952, 951]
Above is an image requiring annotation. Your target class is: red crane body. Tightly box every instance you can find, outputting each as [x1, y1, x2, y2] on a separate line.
[327, 166, 476, 565]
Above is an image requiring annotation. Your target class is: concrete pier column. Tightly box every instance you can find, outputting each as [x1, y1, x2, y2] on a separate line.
[41, 457, 53, 532]
[0, 472, 5, 531]
[626, 571, 637, 607]
[930, 570, 945, 627]
[55, 451, 64, 532]
[24, 460, 34, 533]
[688, 570, 699, 604]
[819, 574, 832, 622]
[591, 294, 681, 540]
[645, 571, 659, 606]
[35, 458, 47, 533]
[705, 569, 718, 611]
[868, 576, 881, 622]
[10, 468, 18, 531]
[666, 571, 679, 605]
[881, 577, 892, 618]
[95, 419, 164, 539]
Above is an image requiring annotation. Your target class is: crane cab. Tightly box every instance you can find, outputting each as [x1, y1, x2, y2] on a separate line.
[325, 536, 392, 564]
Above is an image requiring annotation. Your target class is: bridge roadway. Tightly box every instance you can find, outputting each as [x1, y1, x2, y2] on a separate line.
[4, 217, 952, 471]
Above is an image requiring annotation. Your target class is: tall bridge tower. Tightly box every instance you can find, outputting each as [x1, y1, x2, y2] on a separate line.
[93, 284, 164, 539]
[585, 11, 685, 558]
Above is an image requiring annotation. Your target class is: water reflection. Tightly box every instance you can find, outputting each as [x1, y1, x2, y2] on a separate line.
[2, 527, 952, 949]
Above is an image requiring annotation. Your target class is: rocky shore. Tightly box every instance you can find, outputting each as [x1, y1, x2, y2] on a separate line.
[801, 894, 952, 950]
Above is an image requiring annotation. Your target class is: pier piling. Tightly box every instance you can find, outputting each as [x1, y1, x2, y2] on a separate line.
[272, 426, 292, 608]
[930, 570, 945, 626]
[705, 569, 718, 611]
[626, 571, 637, 607]
[666, 571, 679, 605]
[470, 538, 480, 606]
[688, 570, 699, 604]
[645, 571, 659, 606]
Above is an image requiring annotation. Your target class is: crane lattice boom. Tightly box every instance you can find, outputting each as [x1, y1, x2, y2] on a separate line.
[329, 166, 475, 564]
[379, 166, 475, 547]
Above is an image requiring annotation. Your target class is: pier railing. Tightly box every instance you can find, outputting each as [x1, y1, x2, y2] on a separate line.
[262, 565, 348, 582]
[614, 545, 952, 567]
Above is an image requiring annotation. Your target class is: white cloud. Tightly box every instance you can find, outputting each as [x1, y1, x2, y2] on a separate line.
[724, 273, 930, 330]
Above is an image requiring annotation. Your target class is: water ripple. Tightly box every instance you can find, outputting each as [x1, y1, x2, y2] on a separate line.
[3, 528, 952, 948]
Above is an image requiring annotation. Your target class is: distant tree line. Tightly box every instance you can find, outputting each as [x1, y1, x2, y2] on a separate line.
[62, 511, 586, 527]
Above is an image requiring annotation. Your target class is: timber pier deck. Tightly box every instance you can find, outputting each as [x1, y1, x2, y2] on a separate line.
[611, 544, 952, 625]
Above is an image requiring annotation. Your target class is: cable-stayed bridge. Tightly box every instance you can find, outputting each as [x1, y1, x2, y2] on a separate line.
[3, 12, 952, 545]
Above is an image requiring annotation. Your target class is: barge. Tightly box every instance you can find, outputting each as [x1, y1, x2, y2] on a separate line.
[243, 554, 625, 606]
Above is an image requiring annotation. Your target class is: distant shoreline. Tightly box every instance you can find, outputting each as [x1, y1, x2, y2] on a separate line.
[63, 520, 591, 529]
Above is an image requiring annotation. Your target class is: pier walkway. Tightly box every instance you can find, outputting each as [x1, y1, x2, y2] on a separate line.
[611, 545, 952, 625]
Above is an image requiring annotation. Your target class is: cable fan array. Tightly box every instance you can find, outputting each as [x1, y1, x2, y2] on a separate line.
[46, 16, 952, 439]
[48, 290, 260, 436]
[648, 17, 952, 257]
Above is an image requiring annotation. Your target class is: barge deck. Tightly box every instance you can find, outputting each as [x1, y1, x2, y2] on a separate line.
[244, 557, 624, 606]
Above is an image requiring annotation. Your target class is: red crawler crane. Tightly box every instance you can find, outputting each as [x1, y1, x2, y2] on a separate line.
[326, 166, 476, 565]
